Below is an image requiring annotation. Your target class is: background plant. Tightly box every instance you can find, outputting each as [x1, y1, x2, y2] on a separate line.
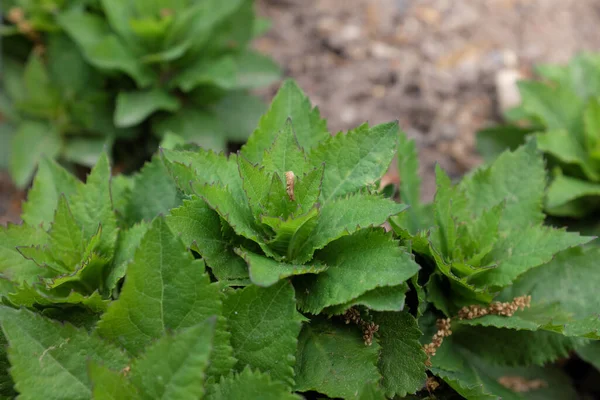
[0, 80, 598, 399]
[476, 53, 600, 219]
[0, 0, 280, 187]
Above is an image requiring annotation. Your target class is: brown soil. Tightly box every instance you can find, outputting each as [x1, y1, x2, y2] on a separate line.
[255, 0, 600, 200]
[2, 0, 600, 224]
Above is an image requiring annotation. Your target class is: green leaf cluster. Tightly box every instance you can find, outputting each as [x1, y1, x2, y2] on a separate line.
[1, 0, 280, 187]
[476, 53, 600, 218]
[1, 79, 599, 399]
[394, 130, 600, 398]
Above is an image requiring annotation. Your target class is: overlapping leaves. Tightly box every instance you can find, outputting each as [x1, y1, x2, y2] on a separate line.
[476, 53, 600, 217]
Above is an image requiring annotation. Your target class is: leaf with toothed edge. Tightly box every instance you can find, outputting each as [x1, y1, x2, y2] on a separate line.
[0, 223, 50, 286]
[241, 79, 330, 163]
[261, 207, 319, 261]
[96, 218, 236, 382]
[262, 119, 309, 178]
[311, 121, 399, 206]
[234, 247, 327, 287]
[0, 306, 129, 400]
[293, 193, 408, 263]
[208, 367, 302, 400]
[223, 280, 303, 388]
[166, 197, 249, 281]
[296, 229, 420, 314]
[323, 283, 408, 315]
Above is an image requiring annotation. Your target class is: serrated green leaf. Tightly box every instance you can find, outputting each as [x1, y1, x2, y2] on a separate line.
[105, 222, 150, 292]
[261, 208, 319, 260]
[536, 130, 599, 181]
[357, 382, 386, 400]
[373, 311, 427, 397]
[193, 183, 262, 244]
[395, 133, 427, 234]
[296, 229, 420, 313]
[223, 280, 302, 387]
[115, 89, 180, 128]
[47, 195, 85, 271]
[9, 121, 62, 188]
[0, 307, 129, 400]
[470, 225, 592, 289]
[125, 156, 182, 224]
[162, 148, 243, 198]
[96, 218, 223, 355]
[0, 224, 49, 285]
[89, 362, 140, 400]
[241, 80, 329, 163]
[238, 156, 273, 217]
[294, 194, 408, 263]
[6, 285, 108, 313]
[292, 165, 324, 215]
[459, 141, 546, 231]
[207, 367, 301, 400]
[262, 119, 308, 177]
[324, 284, 408, 315]
[130, 320, 216, 400]
[235, 248, 327, 287]
[294, 318, 381, 399]
[22, 158, 81, 230]
[166, 197, 248, 281]
[312, 122, 398, 205]
[70, 153, 118, 259]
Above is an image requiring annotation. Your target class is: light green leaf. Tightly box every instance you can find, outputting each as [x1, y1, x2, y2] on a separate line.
[89, 362, 140, 400]
[9, 121, 61, 188]
[173, 56, 237, 92]
[241, 80, 330, 162]
[233, 50, 281, 89]
[166, 198, 248, 281]
[161, 148, 242, 198]
[223, 280, 303, 387]
[459, 141, 546, 231]
[46, 195, 85, 271]
[0, 224, 49, 285]
[70, 152, 118, 259]
[312, 122, 398, 205]
[58, 11, 153, 87]
[394, 133, 426, 234]
[577, 341, 600, 370]
[154, 108, 227, 152]
[323, 284, 408, 315]
[296, 229, 420, 313]
[291, 165, 324, 216]
[115, 89, 180, 128]
[125, 156, 182, 224]
[0, 307, 129, 400]
[262, 119, 308, 178]
[235, 248, 327, 287]
[294, 319, 381, 399]
[105, 222, 150, 292]
[476, 125, 532, 163]
[584, 97, 600, 158]
[295, 194, 407, 263]
[207, 368, 301, 400]
[96, 218, 223, 355]
[6, 285, 108, 313]
[238, 156, 273, 217]
[471, 225, 592, 289]
[193, 183, 262, 245]
[536, 130, 599, 181]
[261, 208, 319, 260]
[518, 81, 584, 135]
[545, 173, 600, 217]
[130, 321, 216, 400]
[373, 312, 427, 397]
[63, 137, 112, 167]
[22, 158, 81, 230]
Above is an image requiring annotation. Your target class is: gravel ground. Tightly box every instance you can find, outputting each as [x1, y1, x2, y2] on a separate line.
[255, 0, 600, 200]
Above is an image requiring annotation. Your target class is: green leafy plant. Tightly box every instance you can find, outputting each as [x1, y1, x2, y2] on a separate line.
[1, 80, 598, 399]
[0, 0, 280, 187]
[476, 53, 600, 218]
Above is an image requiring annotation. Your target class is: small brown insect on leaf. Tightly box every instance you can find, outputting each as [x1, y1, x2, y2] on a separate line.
[285, 171, 296, 201]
